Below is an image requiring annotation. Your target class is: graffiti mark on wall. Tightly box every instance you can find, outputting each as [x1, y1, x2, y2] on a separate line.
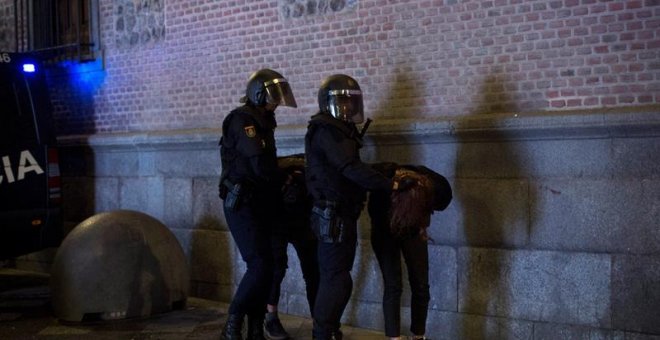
[279, 0, 358, 19]
[114, 0, 165, 48]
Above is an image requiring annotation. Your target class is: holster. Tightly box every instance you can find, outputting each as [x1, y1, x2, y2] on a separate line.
[311, 201, 344, 243]
[222, 179, 247, 211]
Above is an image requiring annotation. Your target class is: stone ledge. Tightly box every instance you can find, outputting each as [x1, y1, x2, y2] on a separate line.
[367, 106, 660, 145]
[57, 107, 660, 151]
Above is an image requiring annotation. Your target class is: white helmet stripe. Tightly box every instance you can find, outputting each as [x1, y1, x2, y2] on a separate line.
[328, 89, 362, 96]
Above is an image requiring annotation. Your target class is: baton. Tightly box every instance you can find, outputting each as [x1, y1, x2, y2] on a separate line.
[359, 118, 373, 138]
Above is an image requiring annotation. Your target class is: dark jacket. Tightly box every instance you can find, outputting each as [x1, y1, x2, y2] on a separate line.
[220, 104, 281, 198]
[304, 113, 391, 217]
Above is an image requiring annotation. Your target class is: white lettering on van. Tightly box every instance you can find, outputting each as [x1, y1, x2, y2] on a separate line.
[18, 150, 44, 180]
[1, 156, 15, 183]
[0, 150, 44, 184]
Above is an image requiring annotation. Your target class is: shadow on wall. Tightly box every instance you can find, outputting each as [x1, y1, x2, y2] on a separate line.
[57, 60, 107, 234]
[59, 145, 97, 234]
[50, 60, 106, 135]
[455, 75, 537, 338]
[370, 70, 422, 164]
[188, 181, 234, 302]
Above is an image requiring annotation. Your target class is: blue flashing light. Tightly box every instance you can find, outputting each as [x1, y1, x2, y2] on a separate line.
[22, 63, 36, 73]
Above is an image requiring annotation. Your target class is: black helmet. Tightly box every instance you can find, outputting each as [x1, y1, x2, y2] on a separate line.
[242, 69, 297, 108]
[317, 74, 364, 124]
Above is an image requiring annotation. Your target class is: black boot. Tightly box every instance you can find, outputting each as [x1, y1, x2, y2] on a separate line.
[221, 314, 244, 340]
[247, 313, 266, 340]
[264, 312, 290, 340]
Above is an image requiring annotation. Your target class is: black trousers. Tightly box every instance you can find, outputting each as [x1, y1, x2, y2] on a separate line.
[371, 224, 430, 337]
[224, 203, 274, 318]
[312, 217, 358, 339]
[268, 218, 319, 313]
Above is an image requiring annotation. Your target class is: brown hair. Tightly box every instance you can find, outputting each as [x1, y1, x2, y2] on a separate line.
[389, 169, 435, 240]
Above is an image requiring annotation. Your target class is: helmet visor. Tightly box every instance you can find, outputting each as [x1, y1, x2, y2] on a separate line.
[264, 78, 297, 108]
[328, 89, 364, 124]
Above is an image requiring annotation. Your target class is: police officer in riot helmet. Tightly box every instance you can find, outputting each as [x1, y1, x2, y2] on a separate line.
[304, 74, 416, 340]
[219, 69, 296, 340]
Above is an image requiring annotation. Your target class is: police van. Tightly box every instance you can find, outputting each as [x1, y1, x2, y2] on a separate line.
[0, 52, 62, 259]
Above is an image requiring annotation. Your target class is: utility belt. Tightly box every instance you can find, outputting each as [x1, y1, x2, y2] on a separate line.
[311, 200, 346, 244]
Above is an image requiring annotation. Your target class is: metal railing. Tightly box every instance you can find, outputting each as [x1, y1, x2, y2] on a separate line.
[13, 0, 99, 63]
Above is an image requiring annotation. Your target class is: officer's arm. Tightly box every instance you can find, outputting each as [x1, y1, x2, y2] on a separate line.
[249, 155, 279, 183]
[233, 117, 278, 183]
[317, 128, 393, 191]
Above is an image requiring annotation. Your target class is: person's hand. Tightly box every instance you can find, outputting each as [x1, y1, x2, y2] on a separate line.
[394, 176, 417, 191]
[373, 162, 398, 177]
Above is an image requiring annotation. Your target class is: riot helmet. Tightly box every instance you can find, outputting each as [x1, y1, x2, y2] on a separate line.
[241, 69, 297, 108]
[318, 74, 364, 124]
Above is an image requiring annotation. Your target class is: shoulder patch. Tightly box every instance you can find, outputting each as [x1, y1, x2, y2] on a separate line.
[244, 125, 256, 138]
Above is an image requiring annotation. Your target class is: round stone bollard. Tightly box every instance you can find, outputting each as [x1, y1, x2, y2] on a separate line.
[50, 210, 189, 322]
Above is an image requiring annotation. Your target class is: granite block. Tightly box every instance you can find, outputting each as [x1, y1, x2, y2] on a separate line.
[192, 177, 226, 231]
[428, 245, 458, 312]
[612, 254, 660, 334]
[163, 178, 193, 230]
[531, 179, 660, 253]
[450, 312, 534, 340]
[94, 151, 141, 177]
[533, 322, 625, 340]
[152, 149, 220, 177]
[119, 176, 164, 220]
[188, 229, 235, 285]
[430, 179, 530, 248]
[458, 248, 611, 327]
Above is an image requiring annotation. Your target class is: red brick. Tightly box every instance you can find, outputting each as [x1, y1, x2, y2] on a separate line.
[9, 0, 654, 134]
[551, 100, 566, 108]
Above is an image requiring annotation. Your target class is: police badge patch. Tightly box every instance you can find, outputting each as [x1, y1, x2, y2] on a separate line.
[244, 126, 256, 137]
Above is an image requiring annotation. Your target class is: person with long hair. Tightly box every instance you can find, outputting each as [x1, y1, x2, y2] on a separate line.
[369, 163, 452, 340]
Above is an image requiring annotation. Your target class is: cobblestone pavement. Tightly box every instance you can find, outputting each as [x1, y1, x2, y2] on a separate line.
[0, 268, 385, 339]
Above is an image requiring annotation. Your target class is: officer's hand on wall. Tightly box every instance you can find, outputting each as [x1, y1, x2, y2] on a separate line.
[394, 176, 417, 191]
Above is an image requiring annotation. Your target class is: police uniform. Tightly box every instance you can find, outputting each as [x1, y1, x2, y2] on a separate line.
[220, 103, 280, 323]
[220, 69, 297, 340]
[304, 113, 392, 340]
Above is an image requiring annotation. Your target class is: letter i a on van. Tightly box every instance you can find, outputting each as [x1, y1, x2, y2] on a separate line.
[1, 52, 63, 259]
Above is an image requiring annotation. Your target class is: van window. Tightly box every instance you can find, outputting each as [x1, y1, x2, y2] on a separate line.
[0, 72, 41, 148]
[1, 56, 54, 149]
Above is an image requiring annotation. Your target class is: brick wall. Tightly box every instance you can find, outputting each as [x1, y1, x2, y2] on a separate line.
[1, 0, 658, 134]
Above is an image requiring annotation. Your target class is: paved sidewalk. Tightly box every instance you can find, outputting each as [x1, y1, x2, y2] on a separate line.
[1, 297, 385, 339]
[0, 268, 385, 339]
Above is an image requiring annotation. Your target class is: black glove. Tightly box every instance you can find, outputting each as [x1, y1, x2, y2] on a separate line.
[395, 176, 417, 191]
[282, 170, 305, 205]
